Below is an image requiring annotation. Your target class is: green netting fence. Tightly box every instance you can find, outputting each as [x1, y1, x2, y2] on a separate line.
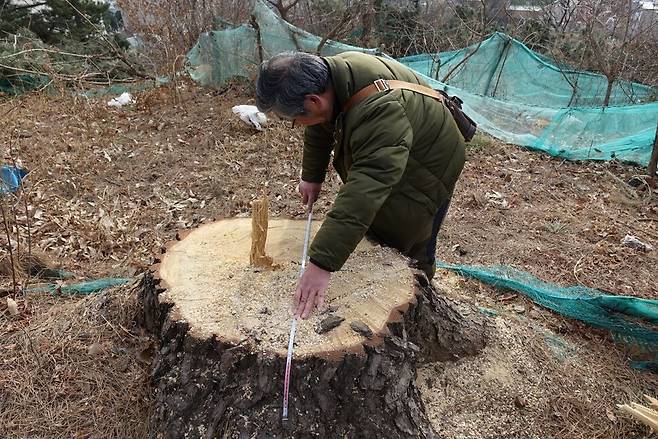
[399, 33, 658, 108]
[26, 277, 132, 295]
[186, 0, 378, 88]
[397, 33, 658, 166]
[437, 262, 658, 370]
[186, 0, 658, 167]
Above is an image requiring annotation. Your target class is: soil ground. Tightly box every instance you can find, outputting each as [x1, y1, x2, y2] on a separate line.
[0, 81, 656, 438]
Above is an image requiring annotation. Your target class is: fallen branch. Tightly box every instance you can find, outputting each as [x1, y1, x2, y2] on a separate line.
[618, 396, 658, 433]
[0, 48, 93, 60]
[0, 62, 146, 86]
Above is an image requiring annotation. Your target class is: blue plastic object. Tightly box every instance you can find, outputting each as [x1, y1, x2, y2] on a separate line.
[0, 165, 28, 194]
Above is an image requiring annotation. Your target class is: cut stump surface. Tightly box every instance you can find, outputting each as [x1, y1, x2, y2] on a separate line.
[141, 218, 488, 438]
[158, 218, 415, 358]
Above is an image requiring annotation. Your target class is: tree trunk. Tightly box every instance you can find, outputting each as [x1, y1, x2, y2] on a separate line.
[649, 120, 658, 183]
[360, 2, 375, 47]
[603, 75, 614, 107]
[250, 14, 264, 64]
[139, 218, 488, 438]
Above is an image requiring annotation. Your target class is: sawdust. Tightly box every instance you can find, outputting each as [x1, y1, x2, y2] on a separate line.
[418, 271, 658, 439]
[159, 218, 415, 357]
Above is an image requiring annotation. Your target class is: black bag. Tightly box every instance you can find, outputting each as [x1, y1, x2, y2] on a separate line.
[436, 90, 477, 142]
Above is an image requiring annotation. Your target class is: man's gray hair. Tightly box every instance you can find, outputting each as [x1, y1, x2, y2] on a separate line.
[256, 52, 330, 118]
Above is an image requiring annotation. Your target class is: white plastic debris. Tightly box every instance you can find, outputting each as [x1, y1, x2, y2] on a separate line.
[486, 190, 509, 209]
[621, 234, 653, 252]
[6, 297, 18, 316]
[232, 105, 268, 131]
[107, 92, 135, 107]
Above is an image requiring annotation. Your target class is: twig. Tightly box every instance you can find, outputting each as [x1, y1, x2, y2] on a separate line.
[0, 62, 121, 83]
[99, 312, 137, 339]
[604, 169, 641, 202]
[22, 194, 31, 295]
[171, 54, 185, 105]
[0, 98, 24, 119]
[316, 9, 353, 55]
[649, 121, 658, 179]
[442, 39, 484, 84]
[573, 253, 585, 286]
[0, 48, 93, 60]
[0, 199, 18, 295]
[21, 327, 43, 370]
[0, 63, 49, 77]
[11, 195, 20, 266]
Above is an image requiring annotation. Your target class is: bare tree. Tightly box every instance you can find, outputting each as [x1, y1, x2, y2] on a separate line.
[116, 0, 253, 73]
[265, 0, 301, 22]
[316, 7, 357, 54]
[545, 0, 579, 32]
[573, 0, 658, 105]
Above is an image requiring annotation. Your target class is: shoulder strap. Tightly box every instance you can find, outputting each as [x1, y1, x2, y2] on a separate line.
[342, 79, 445, 113]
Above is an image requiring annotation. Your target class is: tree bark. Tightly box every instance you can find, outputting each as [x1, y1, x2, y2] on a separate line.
[138, 218, 488, 438]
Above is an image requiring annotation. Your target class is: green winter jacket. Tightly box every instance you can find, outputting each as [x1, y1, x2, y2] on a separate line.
[303, 51, 465, 272]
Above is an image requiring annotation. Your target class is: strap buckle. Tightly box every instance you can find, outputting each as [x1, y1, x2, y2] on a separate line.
[374, 78, 390, 92]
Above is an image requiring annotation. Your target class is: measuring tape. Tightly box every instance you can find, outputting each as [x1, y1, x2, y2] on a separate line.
[282, 204, 313, 421]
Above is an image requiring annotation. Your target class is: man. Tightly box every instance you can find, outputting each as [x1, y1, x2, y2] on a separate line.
[255, 51, 465, 319]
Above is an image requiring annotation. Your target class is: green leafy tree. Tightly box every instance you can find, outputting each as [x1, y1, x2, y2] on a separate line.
[0, 0, 109, 43]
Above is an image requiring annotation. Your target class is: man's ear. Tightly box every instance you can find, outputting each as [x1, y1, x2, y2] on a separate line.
[305, 94, 322, 111]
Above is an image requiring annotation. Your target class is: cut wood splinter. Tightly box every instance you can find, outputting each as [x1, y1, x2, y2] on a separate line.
[249, 196, 274, 269]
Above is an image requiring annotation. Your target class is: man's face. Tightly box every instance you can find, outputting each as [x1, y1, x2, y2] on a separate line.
[291, 112, 326, 126]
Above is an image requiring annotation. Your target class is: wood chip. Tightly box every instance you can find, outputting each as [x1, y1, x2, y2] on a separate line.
[315, 315, 345, 334]
[350, 321, 373, 339]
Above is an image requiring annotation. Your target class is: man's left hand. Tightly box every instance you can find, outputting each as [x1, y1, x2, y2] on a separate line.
[293, 262, 330, 319]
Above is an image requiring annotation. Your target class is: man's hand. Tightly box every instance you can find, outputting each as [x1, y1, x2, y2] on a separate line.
[293, 262, 330, 319]
[298, 180, 322, 206]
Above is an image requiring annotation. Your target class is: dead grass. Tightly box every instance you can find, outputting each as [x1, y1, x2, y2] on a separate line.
[0, 81, 656, 438]
[0, 283, 152, 439]
[440, 137, 658, 298]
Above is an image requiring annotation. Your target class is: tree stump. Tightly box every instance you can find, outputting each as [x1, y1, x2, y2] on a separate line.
[140, 217, 488, 438]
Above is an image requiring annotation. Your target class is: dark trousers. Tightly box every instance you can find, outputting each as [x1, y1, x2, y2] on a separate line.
[406, 198, 451, 280]
[366, 198, 451, 281]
